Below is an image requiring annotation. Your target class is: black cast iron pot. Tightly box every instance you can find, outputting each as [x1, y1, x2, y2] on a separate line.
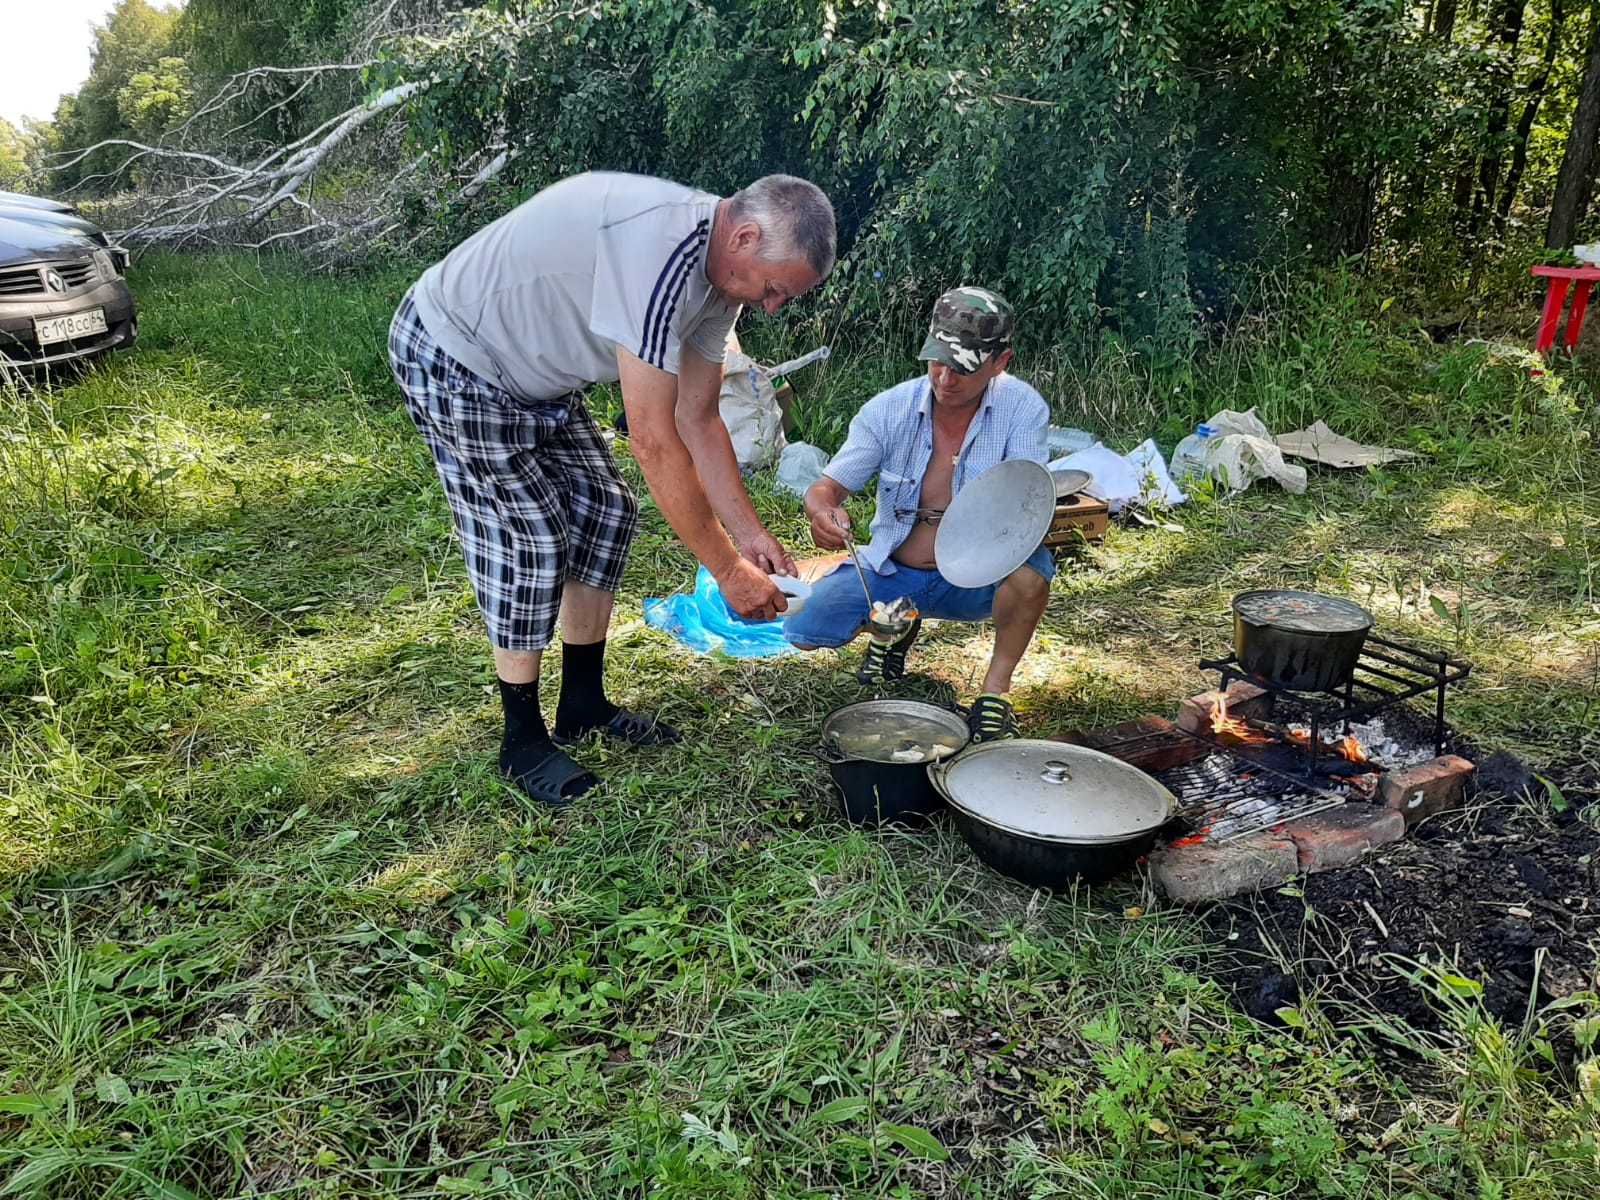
[927, 741, 1176, 890]
[815, 700, 970, 828]
[945, 807, 1161, 888]
[1232, 589, 1375, 693]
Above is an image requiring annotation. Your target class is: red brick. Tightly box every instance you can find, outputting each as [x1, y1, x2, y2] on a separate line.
[1378, 755, 1475, 827]
[1176, 681, 1272, 737]
[1149, 833, 1298, 904]
[1283, 804, 1405, 873]
[1049, 716, 1206, 772]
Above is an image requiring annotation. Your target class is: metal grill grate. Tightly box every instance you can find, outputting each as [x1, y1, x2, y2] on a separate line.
[1153, 745, 1349, 843]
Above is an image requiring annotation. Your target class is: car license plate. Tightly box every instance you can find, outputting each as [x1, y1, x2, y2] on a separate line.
[34, 308, 108, 347]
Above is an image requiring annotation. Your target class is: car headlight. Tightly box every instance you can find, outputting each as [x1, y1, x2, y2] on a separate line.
[92, 249, 118, 280]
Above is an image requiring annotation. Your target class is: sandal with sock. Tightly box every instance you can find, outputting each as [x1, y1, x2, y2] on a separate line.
[551, 637, 682, 748]
[552, 708, 682, 748]
[499, 742, 598, 806]
[497, 675, 598, 806]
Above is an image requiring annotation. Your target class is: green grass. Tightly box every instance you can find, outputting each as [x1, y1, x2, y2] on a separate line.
[1, 253, 1597, 1198]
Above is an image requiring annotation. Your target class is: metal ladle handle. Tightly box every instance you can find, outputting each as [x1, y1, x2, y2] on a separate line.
[832, 513, 876, 611]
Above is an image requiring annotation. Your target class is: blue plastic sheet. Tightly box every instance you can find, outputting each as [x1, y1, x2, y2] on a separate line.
[643, 566, 796, 658]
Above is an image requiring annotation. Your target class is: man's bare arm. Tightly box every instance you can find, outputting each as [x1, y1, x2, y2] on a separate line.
[673, 347, 796, 575]
[616, 347, 785, 619]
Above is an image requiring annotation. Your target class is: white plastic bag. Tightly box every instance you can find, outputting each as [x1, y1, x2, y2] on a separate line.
[775, 441, 830, 497]
[719, 350, 788, 468]
[1048, 440, 1186, 513]
[1169, 407, 1307, 495]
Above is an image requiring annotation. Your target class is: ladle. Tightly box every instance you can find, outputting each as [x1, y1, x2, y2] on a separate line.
[832, 514, 913, 640]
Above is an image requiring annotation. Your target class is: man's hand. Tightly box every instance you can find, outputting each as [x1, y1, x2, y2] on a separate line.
[739, 528, 796, 576]
[810, 505, 852, 551]
[718, 556, 788, 621]
[803, 476, 854, 551]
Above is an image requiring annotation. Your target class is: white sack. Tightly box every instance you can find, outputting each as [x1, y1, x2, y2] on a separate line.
[719, 351, 788, 468]
[1048, 440, 1187, 513]
[775, 441, 830, 498]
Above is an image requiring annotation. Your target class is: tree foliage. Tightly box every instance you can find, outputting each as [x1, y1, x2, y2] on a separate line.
[37, 0, 1600, 343]
[369, 0, 1600, 341]
[50, 0, 188, 189]
[0, 118, 32, 190]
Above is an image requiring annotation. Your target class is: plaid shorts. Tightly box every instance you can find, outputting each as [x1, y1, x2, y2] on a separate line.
[387, 292, 640, 651]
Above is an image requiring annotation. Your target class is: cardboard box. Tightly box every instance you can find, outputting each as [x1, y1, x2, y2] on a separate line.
[1043, 492, 1109, 548]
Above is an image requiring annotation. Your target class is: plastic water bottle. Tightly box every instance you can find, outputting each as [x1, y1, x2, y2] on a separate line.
[1170, 423, 1217, 482]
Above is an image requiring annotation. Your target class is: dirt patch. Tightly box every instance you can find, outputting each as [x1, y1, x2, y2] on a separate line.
[1205, 762, 1600, 1032]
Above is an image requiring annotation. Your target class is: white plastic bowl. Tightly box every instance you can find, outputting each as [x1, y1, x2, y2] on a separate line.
[771, 573, 810, 616]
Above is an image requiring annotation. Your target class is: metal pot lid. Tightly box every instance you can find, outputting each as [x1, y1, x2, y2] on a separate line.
[929, 740, 1175, 843]
[1232, 589, 1374, 634]
[821, 699, 970, 765]
[1049, 467, 1093, 498]
[934, 459, 1057, 589]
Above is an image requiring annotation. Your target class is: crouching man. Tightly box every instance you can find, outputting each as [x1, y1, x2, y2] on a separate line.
[783, 287, 1053, 742]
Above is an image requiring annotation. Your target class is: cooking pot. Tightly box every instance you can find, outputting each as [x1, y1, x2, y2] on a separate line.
[1232, 589, 1374, 693]
[816, 699, 970, 827]
[927, 740, 1176, 888]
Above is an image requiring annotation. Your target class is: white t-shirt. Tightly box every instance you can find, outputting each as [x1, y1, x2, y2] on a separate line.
[410, 172, 741, 402]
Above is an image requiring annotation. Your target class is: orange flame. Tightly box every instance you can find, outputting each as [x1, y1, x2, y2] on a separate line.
[1336, 734, 1369, 763]
[1209, 694, 1270, 742]
[1208, 695, 1376, 764]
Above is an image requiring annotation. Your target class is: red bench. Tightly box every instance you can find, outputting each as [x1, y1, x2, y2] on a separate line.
[1531, 264, 1600, 354]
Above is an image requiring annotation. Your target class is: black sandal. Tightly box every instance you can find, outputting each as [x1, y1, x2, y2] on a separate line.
[552, 708, 681, 749]
[499, 745, 600, 806]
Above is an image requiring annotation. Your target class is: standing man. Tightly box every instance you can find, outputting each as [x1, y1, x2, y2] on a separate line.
[783, 288, 1052, 742]
[389, 172, 836, 805]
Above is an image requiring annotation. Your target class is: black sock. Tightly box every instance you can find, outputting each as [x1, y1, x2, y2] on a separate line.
[555, 639, 619, 734]
[498, 677, 552, 771]
[498, 677, 597, 802]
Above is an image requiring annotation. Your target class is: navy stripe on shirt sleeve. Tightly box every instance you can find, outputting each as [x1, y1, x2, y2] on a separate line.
[639, 219, 709, 367]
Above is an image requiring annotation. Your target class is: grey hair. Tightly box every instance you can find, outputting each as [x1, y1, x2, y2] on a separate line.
[727, 174, 837, 279]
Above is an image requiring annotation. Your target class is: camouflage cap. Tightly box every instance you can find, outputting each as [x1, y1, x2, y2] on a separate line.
[916, 286, 1015, 374]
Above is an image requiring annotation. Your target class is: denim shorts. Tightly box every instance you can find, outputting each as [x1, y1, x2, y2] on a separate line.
[782, 545, 1055, 648]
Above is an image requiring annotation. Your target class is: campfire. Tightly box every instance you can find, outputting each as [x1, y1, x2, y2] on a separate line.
[1054, 598, 1482, 903]
[1209, 693, 1371, 765]
[1137, 623, 1473, 845]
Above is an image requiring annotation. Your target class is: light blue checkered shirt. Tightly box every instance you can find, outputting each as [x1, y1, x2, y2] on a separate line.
[823, 372, 1051, 574]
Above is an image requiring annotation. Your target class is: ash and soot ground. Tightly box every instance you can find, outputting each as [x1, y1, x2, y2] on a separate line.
[2, 254, 1598, 1199]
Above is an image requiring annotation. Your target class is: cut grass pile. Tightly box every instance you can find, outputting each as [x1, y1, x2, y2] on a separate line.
[0, 253, 1597, 1198]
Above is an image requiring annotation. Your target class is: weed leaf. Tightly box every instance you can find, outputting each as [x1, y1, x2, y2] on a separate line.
[811, 1095, 869, 1124]
[94, 1074, 133, 1105]
[143, 1182, 205, 1200]
[878, 1122, 950, 1161]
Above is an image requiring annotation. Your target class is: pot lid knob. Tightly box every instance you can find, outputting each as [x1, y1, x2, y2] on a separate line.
[1039, 760, 1074, 785]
